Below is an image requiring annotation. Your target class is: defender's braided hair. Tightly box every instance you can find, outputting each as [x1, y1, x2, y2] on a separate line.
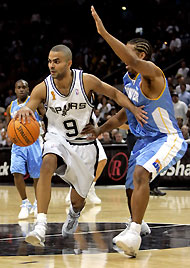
[128, 38, 152, 60]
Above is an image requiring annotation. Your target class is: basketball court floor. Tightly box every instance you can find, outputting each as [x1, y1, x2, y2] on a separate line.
[0, 185, 190, 267]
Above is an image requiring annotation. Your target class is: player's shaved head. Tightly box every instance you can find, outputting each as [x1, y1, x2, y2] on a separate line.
[50, 45, 72, 61]
[15, 79, 28, 87]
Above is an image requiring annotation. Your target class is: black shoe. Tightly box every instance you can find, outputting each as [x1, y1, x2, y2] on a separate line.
[150, 188, 166, 196]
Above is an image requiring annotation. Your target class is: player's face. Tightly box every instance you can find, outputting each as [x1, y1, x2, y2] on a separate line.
[125, 44, 143, 74]
[48, 51, 72, 79]
[15, 81, 29, 100]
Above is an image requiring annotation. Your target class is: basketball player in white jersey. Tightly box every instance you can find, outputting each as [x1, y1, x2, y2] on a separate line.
[65, 112, 107, 205]
[15, 44, 147, 247]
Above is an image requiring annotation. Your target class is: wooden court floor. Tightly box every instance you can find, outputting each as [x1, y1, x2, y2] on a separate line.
[0, 185, 190, 268]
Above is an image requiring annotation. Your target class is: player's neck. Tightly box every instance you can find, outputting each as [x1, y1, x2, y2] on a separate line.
[17, 96, 28, 104]
[54, 71, 73, 95]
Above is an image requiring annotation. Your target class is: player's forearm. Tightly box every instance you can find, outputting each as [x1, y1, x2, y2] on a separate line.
[26, 100, 40, 113]
[114, 90, 136, 115]
[99, 113, 126, 134]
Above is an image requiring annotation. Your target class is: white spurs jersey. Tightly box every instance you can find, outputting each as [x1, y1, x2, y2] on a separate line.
[44, 69, 94, 142]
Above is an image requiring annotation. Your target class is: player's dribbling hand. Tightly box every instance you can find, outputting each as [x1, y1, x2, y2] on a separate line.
[14, 106, 36, 124]
[91, 6, 107, 36]
[81, 124, 100, 140]
[134, 105, 148, 127]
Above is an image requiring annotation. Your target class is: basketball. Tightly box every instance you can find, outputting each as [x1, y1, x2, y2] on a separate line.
[7, 116, 40, 147]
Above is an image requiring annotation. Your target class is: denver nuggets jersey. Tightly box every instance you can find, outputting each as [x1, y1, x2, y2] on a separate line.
[10, 96, 40, 122]
[123, 72, 181, 137]
[10, 96, 42, 171]
[44, 69, 94, 142]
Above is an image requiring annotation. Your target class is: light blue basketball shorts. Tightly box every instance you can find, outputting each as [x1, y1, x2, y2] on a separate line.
[10, 139, 42, 178]
[126, 132, 187, 189]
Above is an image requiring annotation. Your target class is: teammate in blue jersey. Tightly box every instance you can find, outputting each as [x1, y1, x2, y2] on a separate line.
[6, 80, 45, 220]
[82, 6, 188, 257]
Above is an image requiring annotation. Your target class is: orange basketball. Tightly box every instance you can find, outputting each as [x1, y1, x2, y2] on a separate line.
[7, 116, 40, 147]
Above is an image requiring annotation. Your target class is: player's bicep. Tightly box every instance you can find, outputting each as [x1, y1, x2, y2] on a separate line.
[27, 83, 46, 111]
[84, 74, 115, 97]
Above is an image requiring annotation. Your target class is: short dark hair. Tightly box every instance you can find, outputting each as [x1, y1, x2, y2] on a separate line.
[128, 38, 152, 60]
[171, 91, 178, 97]
[50, 44, 72, 61]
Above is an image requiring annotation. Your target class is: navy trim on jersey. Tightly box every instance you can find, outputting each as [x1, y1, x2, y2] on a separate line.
[93, 139, 99, 177]
[67, 139, 96, 145]
[79, 71, 94, 108]
[49, 71, 75, 98]
[44, 78, 49, 108]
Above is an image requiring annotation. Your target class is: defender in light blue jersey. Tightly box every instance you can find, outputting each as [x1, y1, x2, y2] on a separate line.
[6, 79, 45, 220]
[87, 6, 188, 257]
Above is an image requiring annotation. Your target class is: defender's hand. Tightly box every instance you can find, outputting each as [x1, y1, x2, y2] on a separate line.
[91, 6, 107, 36]
[133, 105, 148, 127]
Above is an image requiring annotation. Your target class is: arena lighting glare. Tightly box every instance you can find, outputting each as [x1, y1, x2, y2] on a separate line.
[164, 41, 168, 45]
[122, 6, 127, 11]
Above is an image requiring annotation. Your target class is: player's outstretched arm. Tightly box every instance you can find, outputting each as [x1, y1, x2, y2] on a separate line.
[91, 6, 136, 66]
[84, 74, 148, 127]
[91, 6, 159, 78]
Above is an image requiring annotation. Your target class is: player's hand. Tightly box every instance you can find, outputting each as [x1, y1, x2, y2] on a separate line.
[81, 124, 101, 140]
[91, 6, 107, 36]
[14, 106, 36, 124]
[133, 105, 148, 127]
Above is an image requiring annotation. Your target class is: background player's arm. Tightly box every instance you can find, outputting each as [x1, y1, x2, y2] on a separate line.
[15, 82, 46, 123]
[6, 104, 11, 125]
[83, 73, 147, 126]
[82, 108, 127, 138]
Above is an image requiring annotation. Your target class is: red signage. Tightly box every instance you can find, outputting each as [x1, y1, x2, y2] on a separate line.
[108, 152, 128, 181]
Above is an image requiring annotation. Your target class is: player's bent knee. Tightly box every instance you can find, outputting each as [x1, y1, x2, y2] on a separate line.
[41, 155, 57, 175]
[133, 167, 150, 186]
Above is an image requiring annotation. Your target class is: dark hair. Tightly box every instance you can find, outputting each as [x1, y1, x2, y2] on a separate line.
[128, 38, 152, 60]
[15, 79, 28, 87]
[50, 44, 72, 61]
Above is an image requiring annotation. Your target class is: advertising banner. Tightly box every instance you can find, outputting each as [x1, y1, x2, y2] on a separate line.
[0, 145, 190, 187]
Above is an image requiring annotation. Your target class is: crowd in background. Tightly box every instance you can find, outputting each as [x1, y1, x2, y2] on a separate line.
[0, 0, 190, 147]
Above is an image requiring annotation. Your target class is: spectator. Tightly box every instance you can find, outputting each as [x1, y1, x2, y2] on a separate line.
[175, 75, 190, 93]
[114, 131, 126, 144]
[176, 117, 184, 129]
[179, 83, 190, 106]
[4, 89, 16, 108]
[167, 77, 175, 93]
[110, 106, 117, 116]
[111, 128, 119, 141]
[93, 109, 102, 126]
[0, 128, 9, 147]
[100, 131, 113, 144]
[169, 32, 182, 53]
[181, 125, 190, 141]
[171, 91, 188, 125]
[97, 96, 112, 119]
[166, 20, 179, 35]
[176, 60, 189, 79]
